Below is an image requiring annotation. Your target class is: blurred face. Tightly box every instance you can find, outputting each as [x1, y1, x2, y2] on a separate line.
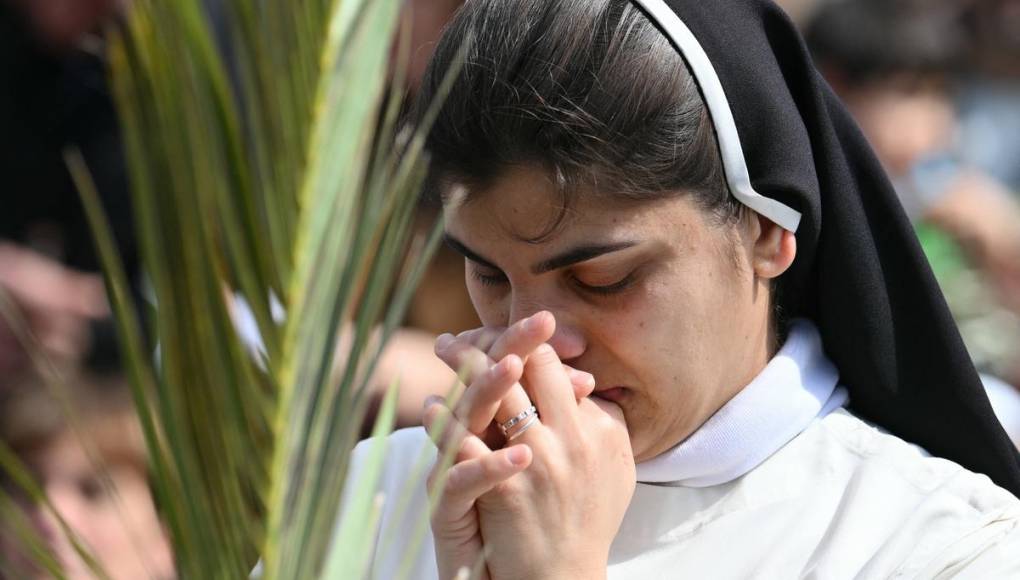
[0, 430, 173, 580]
[842, 81, 956, 177]
[13, 0, 125, 48]
[444, 166, 788, 462]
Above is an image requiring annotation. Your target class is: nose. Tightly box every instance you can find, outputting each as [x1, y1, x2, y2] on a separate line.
[547, 321, 586, 363]
[510, 304, 587, 363]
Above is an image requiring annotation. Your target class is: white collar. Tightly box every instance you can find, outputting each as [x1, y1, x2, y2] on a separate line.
[635, 319, 848, 487]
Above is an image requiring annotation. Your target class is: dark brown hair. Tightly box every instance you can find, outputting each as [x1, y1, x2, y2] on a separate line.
[414, 0, 736, 225]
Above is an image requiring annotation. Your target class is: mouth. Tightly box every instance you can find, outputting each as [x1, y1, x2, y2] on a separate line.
[591, 386, 629, 404]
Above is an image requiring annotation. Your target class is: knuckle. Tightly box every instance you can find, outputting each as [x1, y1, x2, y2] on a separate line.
[595, 411, 618, 431]
[425, 466, 442, 492]
[479, 457, 504, 482]
[451, 347, 483, 374]
[446, 421, 468, 448]
[442, 466, 464, 494]
[529, 343, 560, 368]
[475, 328, 503, 351]
[491, 479, 526, 506]
[465, 348, 490, 368]
[545, 463, 571, 490]
[422, 403, 443, 427]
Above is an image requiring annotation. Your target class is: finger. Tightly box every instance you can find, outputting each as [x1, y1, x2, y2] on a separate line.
[435, 335, 492, 387]
[564, 365, 596, 400]
[486, 311, 595, 409]
[455, 326, 506, 353]
[578, 397, 632, 459]
[486, 311, 555, 363]
[65, 273, 110, 318]
[0, 246, 108, 317]
[455, 354, 525, 435]
[582, 394, 627, 426]
[521, 343, 577, 427]
[434, 332, 538, 440]
[436, 335, 535, 435]
[471, 312, 557, 431]
[422, 399, 472, 457]
[434, 445, 532, 520]
[456, 432, 491, 463]
[422, 400, 492, 464]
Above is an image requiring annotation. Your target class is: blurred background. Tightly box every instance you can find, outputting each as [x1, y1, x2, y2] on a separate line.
[1, 0, 1018, 577]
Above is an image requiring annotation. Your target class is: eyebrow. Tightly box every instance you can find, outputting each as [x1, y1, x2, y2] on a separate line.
[443, 234, 500, 270]
[444, 234, 638, 275]
[531, 241, 638, 274]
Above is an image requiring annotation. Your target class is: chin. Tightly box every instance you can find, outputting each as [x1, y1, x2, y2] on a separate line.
[631, 439, 656, 463]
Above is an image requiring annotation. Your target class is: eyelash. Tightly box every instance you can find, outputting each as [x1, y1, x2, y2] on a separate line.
[575, 273, 635, 295]
[471, 270, 508, 287]
[470, 268, 635, 296]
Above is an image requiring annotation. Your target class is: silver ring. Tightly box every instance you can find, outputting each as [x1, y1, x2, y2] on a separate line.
[499, 405, 537, 436]
[506, 414, 539, 441]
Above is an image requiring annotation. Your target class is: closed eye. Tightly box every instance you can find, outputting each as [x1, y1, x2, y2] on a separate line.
[471, 268, 508, 287]
[573, 272, 635, 295]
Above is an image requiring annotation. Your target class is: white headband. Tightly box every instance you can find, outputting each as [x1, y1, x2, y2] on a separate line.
[631, 0, 803, 232]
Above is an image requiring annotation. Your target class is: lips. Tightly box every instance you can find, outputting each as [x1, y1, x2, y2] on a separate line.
[591, 386, 628, 403]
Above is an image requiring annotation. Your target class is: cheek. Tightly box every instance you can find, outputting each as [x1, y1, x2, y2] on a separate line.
[587, 283, 679, 374]
[608, 264, 740, 385]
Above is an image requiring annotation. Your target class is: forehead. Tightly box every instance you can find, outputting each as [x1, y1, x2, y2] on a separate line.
[443, 165, 704, 247]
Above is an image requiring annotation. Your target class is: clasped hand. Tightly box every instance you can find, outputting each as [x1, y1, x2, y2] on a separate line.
[424, 311, 635, 580]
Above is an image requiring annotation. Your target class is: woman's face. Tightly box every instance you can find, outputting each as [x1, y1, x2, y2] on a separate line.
[444, 166, 791, 462]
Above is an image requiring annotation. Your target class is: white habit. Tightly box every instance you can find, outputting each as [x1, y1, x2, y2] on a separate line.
[343, 322, 1020, 579]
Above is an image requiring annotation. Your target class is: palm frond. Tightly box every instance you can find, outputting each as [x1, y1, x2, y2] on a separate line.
[2, 0, 456, 577]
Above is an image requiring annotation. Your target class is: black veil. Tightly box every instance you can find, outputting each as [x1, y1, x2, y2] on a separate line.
[636, 0, 1020, 494]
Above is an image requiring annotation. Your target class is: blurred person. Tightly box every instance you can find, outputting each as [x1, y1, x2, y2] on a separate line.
[956, 0, 1020, 330]
[0, 244, 110, 380]
[771, 0, 825, 25]
[401, 0, 482, 339]
[955, 0, 1020, 197]
[0, 368, 174, 579]
[402, 0, 465, 94]
[0, 0, 138, 376]
[5, 0, 124, 48]
[807, 0, 1020, 400]
[347, 0, 479, 428]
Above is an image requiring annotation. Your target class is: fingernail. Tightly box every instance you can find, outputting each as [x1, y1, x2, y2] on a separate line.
[423, 395, 442, 409]
[491, 359, 509, 378]
[435, 333, 453, 350]
[507, 445, 529, 466]
[504, 354, 521, 373]
[523, 312, 543, 332]
[534, 343, 555, 357]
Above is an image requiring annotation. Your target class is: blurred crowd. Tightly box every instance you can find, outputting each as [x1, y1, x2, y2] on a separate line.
[1, 0, 1019, 577]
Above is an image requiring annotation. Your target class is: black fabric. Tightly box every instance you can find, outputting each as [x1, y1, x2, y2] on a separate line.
[652, 0, 1020, 495]
[0, 4, 138, 370]
[0, 4, 137, 279]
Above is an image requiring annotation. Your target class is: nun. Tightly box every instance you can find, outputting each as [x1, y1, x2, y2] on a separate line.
[345, 1, 1020, 577]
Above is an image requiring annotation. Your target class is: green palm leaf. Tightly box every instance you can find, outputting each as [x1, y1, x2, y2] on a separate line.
[1, 0, 455, 577]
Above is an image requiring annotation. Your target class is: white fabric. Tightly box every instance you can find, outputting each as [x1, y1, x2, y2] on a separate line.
[983, 373, 1020, 449]
[636, 319, 847, 485]
[629, 0, 803, 232]
[347, 414, 1020, 579]
[342, 332, 1020, 579]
